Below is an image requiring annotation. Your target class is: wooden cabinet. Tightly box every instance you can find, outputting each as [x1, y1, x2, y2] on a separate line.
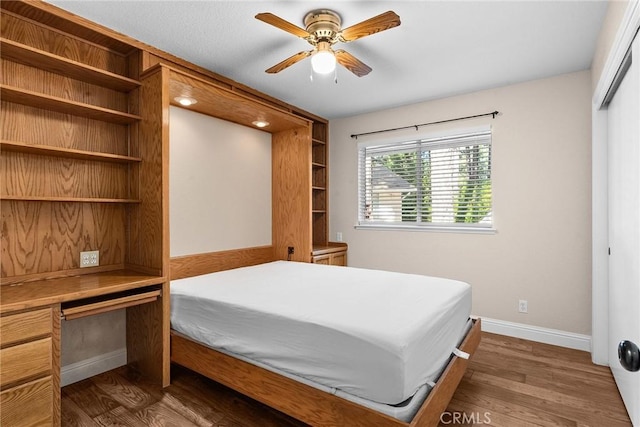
[1, 2, 170, 425]
[312, 243, 348, 266]
[0, 306, 60, 427]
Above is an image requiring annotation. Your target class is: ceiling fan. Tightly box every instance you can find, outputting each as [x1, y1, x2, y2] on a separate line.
[256, 9, 401, 77]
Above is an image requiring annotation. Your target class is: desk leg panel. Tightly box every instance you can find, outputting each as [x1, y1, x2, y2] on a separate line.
[52, 304, 61, 427]
[125, 281, 169, 386]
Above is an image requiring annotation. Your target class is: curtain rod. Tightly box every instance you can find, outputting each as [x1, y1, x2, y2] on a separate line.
[350, 110, 500, 139]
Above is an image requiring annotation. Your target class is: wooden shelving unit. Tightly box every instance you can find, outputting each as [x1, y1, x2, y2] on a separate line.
[311, 127, 329, 248]
[308, 123, 348, 265]
[0, 5, 169, 424]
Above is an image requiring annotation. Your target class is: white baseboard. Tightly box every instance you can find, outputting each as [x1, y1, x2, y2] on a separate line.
[476, 317, 592, 352]
[61, 348, 127, 387]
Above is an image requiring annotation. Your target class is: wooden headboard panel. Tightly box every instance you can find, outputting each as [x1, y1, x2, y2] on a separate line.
[170, 245, 276, 280]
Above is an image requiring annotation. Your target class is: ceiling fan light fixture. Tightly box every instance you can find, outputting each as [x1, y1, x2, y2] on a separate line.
[311, 45, 336, 74]
[256, 9, 400, 78]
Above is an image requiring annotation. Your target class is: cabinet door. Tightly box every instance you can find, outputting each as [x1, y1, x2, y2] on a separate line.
[330, 252, 347, 266]
[313, 254, 331, 265]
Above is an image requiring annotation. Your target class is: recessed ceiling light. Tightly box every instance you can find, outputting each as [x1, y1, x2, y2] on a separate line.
[174, 96, 197, 106]
[252, 120, 270, 128]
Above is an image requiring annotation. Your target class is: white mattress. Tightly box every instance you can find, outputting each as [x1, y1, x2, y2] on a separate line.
[170, 261, 471, 405]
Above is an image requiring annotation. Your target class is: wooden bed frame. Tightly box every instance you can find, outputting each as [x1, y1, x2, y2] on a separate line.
[169, 246, 481, 427]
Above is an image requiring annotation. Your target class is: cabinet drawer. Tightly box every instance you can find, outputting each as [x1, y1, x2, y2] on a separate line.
[1, 376, 53, 427]
[0, 337, 52, 388]
[1, 307, 52, 347]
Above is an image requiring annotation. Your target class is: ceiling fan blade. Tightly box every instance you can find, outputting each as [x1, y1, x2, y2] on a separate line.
[339, 11, 401, 42]
[335, 50, 372, 77]
[265, 50, 312, 74]
[256, 13, 311, 39]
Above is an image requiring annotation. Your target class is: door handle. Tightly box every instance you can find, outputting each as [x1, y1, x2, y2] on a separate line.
[618, 340, 640, 372]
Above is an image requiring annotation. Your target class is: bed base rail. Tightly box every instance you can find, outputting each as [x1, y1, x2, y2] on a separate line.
[171, 318, 481, 427]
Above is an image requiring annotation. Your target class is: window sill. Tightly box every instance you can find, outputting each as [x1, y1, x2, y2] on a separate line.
[354, 224, 497, 235]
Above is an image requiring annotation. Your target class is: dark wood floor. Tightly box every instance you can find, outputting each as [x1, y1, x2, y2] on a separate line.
[61, 332, 632, 426]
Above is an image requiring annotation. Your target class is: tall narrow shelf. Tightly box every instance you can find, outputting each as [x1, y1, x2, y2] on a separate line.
[308, 121, 348, 265]
[311, 128, 329, 248]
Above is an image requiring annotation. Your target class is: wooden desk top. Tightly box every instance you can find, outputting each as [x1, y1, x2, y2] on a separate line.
[1, 270, 165, 314]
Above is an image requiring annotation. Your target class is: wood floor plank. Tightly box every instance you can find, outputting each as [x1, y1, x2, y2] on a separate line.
[133, 400, 202, 427]
[61, 395, 102, 427]
[62, 379, 121, 418]
[444, 397, 544, 427]
[471, 370, 630, 423]
[93, 406, 140, 427]
[91, 370, 157, 410]
[452, 382, 577, 427]
[61, 332, 632, 426]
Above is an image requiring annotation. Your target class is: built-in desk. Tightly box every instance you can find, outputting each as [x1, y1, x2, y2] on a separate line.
[0, 271, 169, 427]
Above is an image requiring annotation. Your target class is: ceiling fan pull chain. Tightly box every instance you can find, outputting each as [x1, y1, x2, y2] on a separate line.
[334, 67, 338, 84]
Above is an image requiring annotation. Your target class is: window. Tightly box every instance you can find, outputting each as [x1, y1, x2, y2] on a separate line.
[357, 128, 492, 231]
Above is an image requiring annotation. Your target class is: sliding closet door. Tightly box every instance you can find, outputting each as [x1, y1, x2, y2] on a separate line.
[608, 38, 640, 426]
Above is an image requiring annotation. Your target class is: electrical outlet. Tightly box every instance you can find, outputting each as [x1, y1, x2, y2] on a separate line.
[518, 299, 528, 313]
[80, 250, 99, 268]
[336, 232, 343, 242]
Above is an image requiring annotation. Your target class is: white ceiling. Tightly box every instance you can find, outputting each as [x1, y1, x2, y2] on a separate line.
[47, 1, 607, 119]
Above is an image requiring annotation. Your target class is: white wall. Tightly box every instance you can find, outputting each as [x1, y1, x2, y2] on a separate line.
[61, 107, 273, 385]
[329, 70, 592, 336]
[169, 106, 272, 256]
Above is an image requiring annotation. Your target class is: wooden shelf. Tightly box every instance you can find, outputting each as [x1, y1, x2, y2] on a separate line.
[312, 138, 326, 145]
[1, 195, 141, 203]
[0, 269, 164, 313]
[0, 140, 142, 163]
[312, 186, 326, 191]
[312, 162, 326, 168]
[312, 210, 326, 214]
[0, 38, 141, 92]
[0, 85, 141, 124]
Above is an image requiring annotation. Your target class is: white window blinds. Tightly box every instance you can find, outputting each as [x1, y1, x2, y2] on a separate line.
[358, 129, 492, 230]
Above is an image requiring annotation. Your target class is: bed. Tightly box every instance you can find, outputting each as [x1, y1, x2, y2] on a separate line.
[169, 247, 481, 427]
